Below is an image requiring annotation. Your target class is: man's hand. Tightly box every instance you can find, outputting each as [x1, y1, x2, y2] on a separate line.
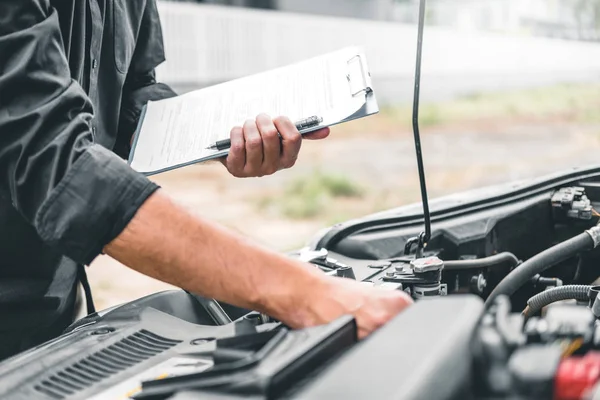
[221, 113, 330, 178]
[281, 276, 413, 340]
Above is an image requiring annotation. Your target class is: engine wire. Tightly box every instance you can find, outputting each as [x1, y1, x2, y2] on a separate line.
[562, 338, 584, 358]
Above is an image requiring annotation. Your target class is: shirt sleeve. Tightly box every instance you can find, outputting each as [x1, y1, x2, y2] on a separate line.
[0, 0, 159, 265]
[115, 0, 177, 159]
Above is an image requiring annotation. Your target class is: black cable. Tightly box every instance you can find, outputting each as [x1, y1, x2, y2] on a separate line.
[77, 264, 96, 315]
[524, 285, 591, 318]
[404, 236, 420, 256]
[572, 254, 584, 283]
[485, 232, 596, 307]
[411, 0, 431, 245]
[444, 252, 520, 271]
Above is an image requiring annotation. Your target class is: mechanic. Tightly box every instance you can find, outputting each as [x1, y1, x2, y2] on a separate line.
[0, 0, 412, 361]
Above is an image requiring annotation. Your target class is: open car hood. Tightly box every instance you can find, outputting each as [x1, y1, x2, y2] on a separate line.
[310, 164, 600, 252]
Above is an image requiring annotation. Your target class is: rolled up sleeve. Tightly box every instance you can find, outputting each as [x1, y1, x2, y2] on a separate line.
[0, 1, 158, 265]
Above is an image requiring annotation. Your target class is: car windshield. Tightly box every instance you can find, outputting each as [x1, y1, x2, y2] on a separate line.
[90, 0, 600, 309]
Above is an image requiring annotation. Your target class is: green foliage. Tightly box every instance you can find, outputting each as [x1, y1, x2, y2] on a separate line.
[419, 104, 442, 127]
[317, 173, 364, 197]
[281, 191, 324, 219]
[259, 171, 364, 220]
[375, 82, 600, 130]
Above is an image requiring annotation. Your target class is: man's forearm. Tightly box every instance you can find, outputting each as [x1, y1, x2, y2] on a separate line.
[104, 190, 329, 326]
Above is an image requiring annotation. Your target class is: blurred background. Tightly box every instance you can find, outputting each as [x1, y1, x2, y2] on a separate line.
[90, 0, 600, 309]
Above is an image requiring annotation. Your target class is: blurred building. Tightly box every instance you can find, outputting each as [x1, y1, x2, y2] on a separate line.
[396, 0, 600, 41]
[157, 0, 600, 103]
[167, 0, 599, 41]
[168, 0, 397, 21]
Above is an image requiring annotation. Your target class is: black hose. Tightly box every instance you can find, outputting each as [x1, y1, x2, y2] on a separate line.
[485, 231, 596, 308]
[444, 252, 519, 271]
[524, 285, 591, 317]
[493, 295, 525, 345]
[572, 255, 584, 283]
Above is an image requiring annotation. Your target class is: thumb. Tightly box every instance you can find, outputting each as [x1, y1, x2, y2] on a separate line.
[303, 127, 330, 140]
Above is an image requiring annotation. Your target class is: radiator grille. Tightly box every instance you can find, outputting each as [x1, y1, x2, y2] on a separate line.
[34, 330, 181, 399]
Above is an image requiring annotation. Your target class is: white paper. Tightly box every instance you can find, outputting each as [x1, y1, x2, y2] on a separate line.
[129, 46, 375, 175]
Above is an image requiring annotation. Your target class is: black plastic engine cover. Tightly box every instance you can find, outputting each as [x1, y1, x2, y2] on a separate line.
[289, 295, 484, 400]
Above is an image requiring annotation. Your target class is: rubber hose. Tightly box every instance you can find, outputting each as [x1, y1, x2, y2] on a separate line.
[444, 252, 519, 271]
[485, 232, 595, 308]
[493, 295, 523, 345]
[525, 285, 591, 317]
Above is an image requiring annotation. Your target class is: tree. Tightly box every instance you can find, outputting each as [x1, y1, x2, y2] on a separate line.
[572, 0, 600, 39]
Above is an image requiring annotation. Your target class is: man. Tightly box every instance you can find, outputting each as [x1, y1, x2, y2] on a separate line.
[0, 0, 412, 361]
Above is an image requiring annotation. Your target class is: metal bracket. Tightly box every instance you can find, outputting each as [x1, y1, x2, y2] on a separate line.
[347, 54, 373, 98]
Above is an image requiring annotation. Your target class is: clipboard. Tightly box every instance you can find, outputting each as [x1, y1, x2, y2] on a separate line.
[128, 47, 379, 176]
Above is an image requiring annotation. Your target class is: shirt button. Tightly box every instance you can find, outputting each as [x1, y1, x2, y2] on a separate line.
[92, 59, 98, 69]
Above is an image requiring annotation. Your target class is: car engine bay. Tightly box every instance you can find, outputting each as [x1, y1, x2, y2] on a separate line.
[3, 168, 600, 399]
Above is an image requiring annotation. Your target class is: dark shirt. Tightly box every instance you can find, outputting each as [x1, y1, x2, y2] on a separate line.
[0, 0, 176, 360]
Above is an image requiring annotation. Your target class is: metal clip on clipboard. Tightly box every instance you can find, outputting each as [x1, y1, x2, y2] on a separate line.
[347, 54, 374, 98]
[337, 52, 378, 126]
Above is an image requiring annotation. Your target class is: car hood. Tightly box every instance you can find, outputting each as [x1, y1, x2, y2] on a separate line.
[310, 164, 600, 250]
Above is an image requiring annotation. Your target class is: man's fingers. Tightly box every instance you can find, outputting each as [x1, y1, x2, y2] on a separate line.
[243, 119, 263, 176]
[356, 289, 413, 340]
[256, 114, 281, 175]
[224, 115, 328, 178]
[274, 116, 302, 169]
[223, 126, 245, 176]
[303, 127, 330, 140]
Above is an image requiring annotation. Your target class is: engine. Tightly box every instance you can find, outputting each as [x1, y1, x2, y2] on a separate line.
[3, 171, 600, 400]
